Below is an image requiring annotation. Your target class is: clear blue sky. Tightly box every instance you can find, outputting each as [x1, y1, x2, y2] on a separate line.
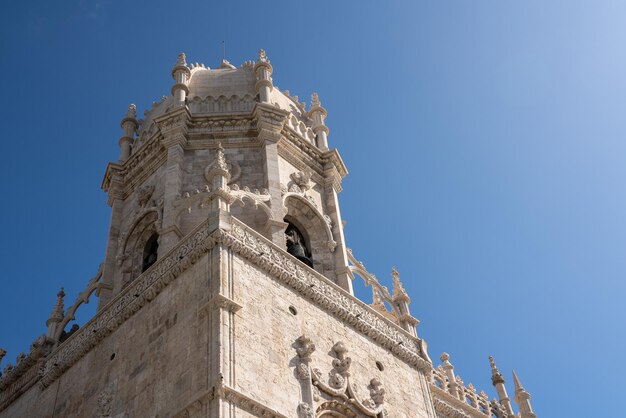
[1, 2, 623, 416]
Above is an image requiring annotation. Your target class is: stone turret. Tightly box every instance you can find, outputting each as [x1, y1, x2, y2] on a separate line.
[513, 370, 536, 418]
[254, 49, 273, 103]
[489, 356, 515, 416]
[171, 52, 191, 106]
[118, 104, 138, 162]
[45, 288, 65, 339]
[308, 93, 329, 150]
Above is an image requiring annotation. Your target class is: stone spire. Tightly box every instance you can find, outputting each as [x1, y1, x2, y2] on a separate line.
[118, 104, 138, 162]
[391, 267, 409, 302]
[254, 49, 273, 103]
[46, 288, 65, 339]
[391, 267, 418, 336]
[308, 92, 329, 150]
[489, 356, 514, 416]
[171, 52, 191, 106]
[513, 370, 536, 418]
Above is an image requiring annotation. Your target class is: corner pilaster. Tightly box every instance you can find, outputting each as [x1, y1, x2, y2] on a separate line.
[156, 107, 190, 253]
[254, 103, 289, 248]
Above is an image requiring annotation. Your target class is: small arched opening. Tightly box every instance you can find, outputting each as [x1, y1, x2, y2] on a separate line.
[142, 232, 159, 272]
[284, 220, 313, 268]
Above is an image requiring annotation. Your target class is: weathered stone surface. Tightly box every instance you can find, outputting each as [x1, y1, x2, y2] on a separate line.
[0, 50, 535, 418]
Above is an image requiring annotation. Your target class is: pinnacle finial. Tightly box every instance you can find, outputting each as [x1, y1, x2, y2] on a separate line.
[311, 92, 321, 108]
[46, 287, 65, 327]
[125, 103, 137, 119]
[176, 52, 187, 66]
[512, 370, 523, 392]
[440, 352, 450, 363]
[258, 49, 268, 62]
[489, 355, 505, 385]
[0, 348, 6, 363]
[391, 267, 409, 301]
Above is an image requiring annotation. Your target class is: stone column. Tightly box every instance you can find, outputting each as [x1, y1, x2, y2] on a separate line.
[323, 175, 352, 293]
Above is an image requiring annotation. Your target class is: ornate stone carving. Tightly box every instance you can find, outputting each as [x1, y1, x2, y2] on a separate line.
[33, 217, 429, 394]
[290, 170, 312, 193]
[39, 220, 217, 389]
[225, 219, 430, 372]
[295, 335, 316, 381]
[96, 384, 113, 417]
[297, 402, 314, 418]
[137, 184, 155, 207]
[307, 341, 385, 417]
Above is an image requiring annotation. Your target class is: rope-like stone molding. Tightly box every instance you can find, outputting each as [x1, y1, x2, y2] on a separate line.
[221, 218, 432, 373]
[39, 220, 219, 389]
[433, 397, 474, 418]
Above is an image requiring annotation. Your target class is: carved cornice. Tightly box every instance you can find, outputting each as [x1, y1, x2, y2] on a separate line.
[0, 361, 42, 413]
[253, 103, 289, 144]
[433, 397, 475, 418]
[19, 215, 428, 397]
[0, 336, 54, 412]
[278, 139, 325, 185]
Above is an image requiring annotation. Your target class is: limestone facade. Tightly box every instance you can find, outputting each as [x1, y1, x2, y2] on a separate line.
[0, 50, 536, 418]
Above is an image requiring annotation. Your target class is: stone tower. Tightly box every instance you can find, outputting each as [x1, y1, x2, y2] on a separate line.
[0, 50, 536, 418]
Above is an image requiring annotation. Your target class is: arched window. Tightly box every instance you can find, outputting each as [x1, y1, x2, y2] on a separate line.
[284, 221, 313, 267]
[142, 232, 159, 272]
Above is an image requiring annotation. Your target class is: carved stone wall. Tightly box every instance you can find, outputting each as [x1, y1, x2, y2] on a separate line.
[229, 254, 435, 418]
[0, 253, 212, 417]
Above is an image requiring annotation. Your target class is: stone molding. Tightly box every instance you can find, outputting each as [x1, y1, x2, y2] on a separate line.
[173, 385, 288, 418]
[39, 219, 218, 389]
[433, 397, 475, 418]
[28, 215, 428, 395]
